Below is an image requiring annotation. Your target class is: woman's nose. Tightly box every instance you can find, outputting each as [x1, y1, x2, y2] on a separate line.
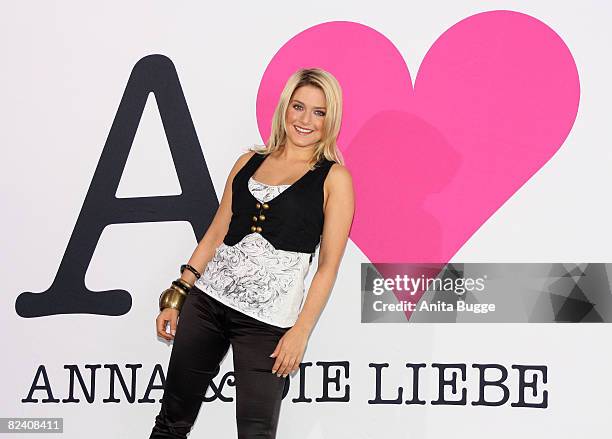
[299, 115, 311, 125]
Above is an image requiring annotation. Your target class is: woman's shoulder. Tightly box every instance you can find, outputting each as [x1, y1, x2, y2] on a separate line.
[324, 160, 352, 185]
[320, 156, 345, 170]
[227, 148, 264, 179]
[235, 148, 265, 166]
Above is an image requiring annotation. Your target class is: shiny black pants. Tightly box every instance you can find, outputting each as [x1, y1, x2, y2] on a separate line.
[149, 286, 291, 438]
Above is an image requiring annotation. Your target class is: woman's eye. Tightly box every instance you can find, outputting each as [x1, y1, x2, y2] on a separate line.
[292, 104, 324, 116]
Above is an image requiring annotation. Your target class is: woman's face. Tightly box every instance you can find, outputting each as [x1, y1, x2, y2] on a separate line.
[284, 85, 327, 149]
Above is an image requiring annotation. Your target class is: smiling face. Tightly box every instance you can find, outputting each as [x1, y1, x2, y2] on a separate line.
[284, 85, 327, 149]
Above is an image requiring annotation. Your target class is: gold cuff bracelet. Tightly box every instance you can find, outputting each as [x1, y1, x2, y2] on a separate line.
[159, 278, 193, 312]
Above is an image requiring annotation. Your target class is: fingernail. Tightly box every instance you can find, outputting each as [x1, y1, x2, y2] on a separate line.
[171, 330, 176, 336]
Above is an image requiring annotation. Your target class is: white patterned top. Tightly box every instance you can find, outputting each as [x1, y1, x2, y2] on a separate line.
[194, 176, 314, 328]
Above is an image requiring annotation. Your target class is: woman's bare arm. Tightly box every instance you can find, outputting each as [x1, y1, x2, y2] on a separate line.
[179, 150, 256, 285]
[156, 150, 255, 341]
[293, 163, 355, 334]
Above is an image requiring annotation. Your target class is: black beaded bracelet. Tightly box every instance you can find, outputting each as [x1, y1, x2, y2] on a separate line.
[172, 278, 192, 294]
[180, 264, 202, 279]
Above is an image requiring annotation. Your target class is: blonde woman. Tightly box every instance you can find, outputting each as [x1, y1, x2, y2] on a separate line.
[149, 68, 354, 438]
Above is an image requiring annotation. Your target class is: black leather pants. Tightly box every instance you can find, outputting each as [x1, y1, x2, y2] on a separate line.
[149, 285, 291, 438]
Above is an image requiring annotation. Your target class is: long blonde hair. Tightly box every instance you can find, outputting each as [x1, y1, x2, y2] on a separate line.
[250, 68, 344, 169]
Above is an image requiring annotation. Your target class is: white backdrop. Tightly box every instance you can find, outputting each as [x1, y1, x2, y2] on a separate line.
[2, 1, 612, 438]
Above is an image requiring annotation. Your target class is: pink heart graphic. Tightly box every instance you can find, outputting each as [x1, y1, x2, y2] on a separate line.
[256, 11, 580, 318]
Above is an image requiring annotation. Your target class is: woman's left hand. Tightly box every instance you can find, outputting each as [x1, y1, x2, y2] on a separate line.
[269, 324, 310, 377]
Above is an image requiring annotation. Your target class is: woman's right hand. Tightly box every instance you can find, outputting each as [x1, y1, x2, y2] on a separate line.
[156, 308, 180, 341]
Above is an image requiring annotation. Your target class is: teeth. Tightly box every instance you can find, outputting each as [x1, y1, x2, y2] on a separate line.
[295, 125, 313, 133]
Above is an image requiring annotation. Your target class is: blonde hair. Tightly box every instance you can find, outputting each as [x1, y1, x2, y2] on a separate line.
[250, 67, 344, 169]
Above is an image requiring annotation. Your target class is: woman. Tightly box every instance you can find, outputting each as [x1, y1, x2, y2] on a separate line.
[149, 68, 354, 438]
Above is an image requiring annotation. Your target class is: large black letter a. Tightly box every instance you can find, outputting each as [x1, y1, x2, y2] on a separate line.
[16, 54, 217, 318]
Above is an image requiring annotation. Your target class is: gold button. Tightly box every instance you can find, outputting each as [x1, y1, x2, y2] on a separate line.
[256, 226, 262, 233]
[250, 225, 257, 232]
[255, 202, 261, 209]
[259, 214, 265, 221]
[262, 203, 269, 210]
[252, 216, 258, 222]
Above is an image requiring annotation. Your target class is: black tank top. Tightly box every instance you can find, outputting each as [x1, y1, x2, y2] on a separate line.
[223, 151, 336, 253]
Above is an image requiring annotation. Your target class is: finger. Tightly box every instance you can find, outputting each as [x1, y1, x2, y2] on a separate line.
[286, 358, 299, 376]
[272, 351, 287, 374]
[284, 357, 297, 377]
[170, 317, 178, 338]
[156, 316, 172, 341]
[158, 327, 171, 340]
[269, 343, 279, 358]
[277, 356, 293, 377]
[156, 317, 166, 338]
[291, 357, 303, 374]
[270, 340, 283, 368]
